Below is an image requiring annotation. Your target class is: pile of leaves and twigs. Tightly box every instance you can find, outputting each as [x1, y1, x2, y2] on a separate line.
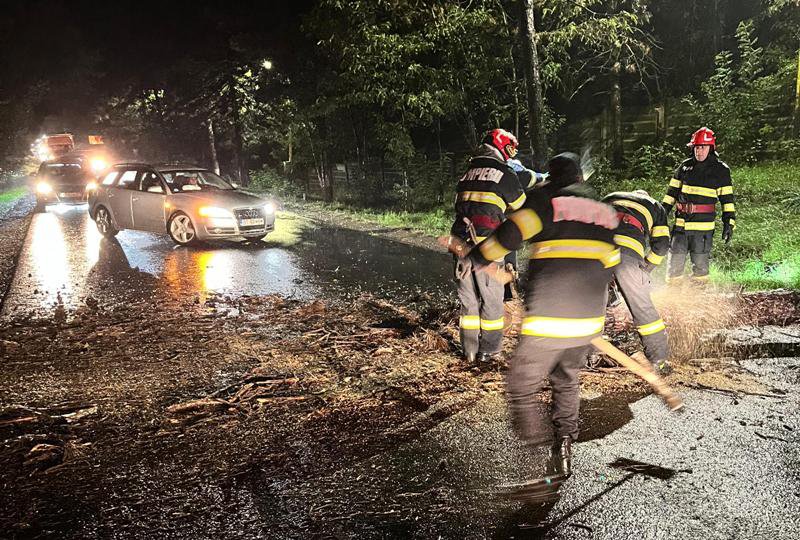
[1, 286, 794, 536]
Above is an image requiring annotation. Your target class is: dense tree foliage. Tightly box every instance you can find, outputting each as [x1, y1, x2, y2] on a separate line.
[0, 0, 797, 202]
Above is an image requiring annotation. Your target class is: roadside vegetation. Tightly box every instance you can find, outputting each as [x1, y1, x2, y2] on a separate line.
[0, 185, 27, 205]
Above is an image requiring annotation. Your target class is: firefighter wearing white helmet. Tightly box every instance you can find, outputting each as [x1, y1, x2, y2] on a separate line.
[663, 127, 736, 283]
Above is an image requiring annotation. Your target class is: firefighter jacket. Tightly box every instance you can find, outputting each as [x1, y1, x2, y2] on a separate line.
[451, 144, 527, 243]
[469, 185, 620, 349]
[662, 154, 735, 234]
[603, 191, 670, 266]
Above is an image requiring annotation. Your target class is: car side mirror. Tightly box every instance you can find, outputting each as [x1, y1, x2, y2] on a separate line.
[147, 185, 164, 194]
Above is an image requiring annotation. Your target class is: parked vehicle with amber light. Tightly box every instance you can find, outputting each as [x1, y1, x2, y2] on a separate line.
[33, 160, 98, 212]
[88, 163, 276, 245]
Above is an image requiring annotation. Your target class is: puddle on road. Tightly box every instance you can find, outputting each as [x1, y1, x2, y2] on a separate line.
[2, 207, 454, 317]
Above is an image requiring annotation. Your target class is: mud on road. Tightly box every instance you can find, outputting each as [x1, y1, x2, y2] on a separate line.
[2, 279, 798, 538]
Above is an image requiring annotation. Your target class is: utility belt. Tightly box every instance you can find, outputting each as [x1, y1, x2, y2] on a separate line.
[676, 202, 716, 214]
[617, 212, 644, 233]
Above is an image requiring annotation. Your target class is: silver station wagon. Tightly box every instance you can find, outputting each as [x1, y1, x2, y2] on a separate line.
[88, 163, 276, 245]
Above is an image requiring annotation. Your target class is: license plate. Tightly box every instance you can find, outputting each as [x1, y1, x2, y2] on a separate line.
[61, 192, 82, 198]
[239, 218, 264, 226]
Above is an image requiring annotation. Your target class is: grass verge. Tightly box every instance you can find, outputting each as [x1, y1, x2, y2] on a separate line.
[266, 161, 800, 290]
[0, 186, 27, 205]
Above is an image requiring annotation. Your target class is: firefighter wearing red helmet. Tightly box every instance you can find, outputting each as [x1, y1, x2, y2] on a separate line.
[662, 127, 736, 282]
[451, 128, 526, 363]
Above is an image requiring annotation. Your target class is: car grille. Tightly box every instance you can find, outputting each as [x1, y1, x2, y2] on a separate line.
[234, 207, 266, 231]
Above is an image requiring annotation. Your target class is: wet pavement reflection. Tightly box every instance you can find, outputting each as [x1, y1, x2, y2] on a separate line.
[1, 205, 454, 317]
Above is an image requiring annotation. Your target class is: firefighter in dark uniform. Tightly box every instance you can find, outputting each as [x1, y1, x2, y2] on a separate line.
[467, 153, 620, 476]
[452, 129, 526, 363]
[603, 189, 672, 374]
[663, 127, 735, 282]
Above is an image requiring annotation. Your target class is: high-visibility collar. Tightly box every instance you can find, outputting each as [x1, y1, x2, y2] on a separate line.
[530, 239, 620, 267]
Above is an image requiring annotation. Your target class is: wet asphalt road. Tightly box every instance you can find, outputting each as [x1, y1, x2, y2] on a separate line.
[1, 204, 454, 317]
[268, 357, 800, 539]
[4, 204, 800, 539]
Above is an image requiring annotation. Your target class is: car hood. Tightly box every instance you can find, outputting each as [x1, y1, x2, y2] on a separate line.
[170, 190, 266, 209]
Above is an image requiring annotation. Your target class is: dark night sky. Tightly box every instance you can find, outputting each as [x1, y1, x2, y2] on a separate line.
[1, 0, 315, 128]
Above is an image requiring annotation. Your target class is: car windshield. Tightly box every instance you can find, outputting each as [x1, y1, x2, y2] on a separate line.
[161, 170, 235, 193]
[40, 163, 84, 179]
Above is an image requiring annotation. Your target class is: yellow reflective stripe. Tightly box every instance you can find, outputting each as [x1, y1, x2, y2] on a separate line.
[663, 195, 675, 206]
[637, 319, 666, 336]
[459, 315, 480, 330]
[651, 225, 670, 238]
[480, 318, 504, 331]
[508, 192, 526, 210]
[675, 218, 685, 227]
[521, 316, 605, 338]
[458, 191, 507, 211]
[717, 186, 734, 196]
[681, 184, 718, 198]
[684, 221, 716, 231]
[507, 208, 543, 239]
[729, 219, 736, 229]
[723, 203, 735, 213]
[613, 200, 653, 229]
[601, 248, 621, 268]
[478, 237, 510, 261]
[613, 234, 645, 258]
[646, 252, 664, 265]
[669, 178, 682, 188]
[530, 239, 617, 262]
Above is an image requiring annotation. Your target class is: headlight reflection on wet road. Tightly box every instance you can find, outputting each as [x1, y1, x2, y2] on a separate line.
[28, 212, 70, 305]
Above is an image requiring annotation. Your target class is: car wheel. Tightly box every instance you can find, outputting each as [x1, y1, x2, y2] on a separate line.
[168, 212, 197, 246]
[34, 199, 46, 213]
[94, 206, 119, 238]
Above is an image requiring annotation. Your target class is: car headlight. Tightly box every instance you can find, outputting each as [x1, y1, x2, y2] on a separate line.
[198, 206, 234, 219]
[36, 182, 52, 194]
[263, 202, 276, 214]
[86, 181, 98, 191]
[89, 158, 108, 173]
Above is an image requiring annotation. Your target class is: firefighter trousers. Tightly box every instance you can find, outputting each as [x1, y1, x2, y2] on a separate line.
[455, 259, 505, 358]
[667, 231, 713, 280]
[614, 252, 669, 364]
[507, 342, 589, 444]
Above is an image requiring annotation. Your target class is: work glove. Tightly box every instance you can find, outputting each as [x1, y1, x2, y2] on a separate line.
[722, 222, 734, 244]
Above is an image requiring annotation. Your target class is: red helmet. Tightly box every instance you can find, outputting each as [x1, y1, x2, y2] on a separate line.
[687, 127, 716, 148]
[484, 128, 519, 160]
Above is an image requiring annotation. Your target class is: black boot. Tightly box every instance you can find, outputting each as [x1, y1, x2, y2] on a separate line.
[550, 436, 572, 477]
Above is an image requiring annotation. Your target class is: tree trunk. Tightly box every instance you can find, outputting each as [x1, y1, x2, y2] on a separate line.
[231, 102, 249, 186]
[794, 47, 800, 136]
[519, 0, 548, 169]
[206, 119, 220, 175]
[610, 73, 623, 168]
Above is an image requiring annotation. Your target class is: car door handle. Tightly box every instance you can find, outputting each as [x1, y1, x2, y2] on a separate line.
[132, 197, 139, 201]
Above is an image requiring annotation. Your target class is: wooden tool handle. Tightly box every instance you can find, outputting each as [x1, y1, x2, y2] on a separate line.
[591, 337, 684, 412]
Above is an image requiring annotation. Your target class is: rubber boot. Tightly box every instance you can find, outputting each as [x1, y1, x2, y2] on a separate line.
[550, 437, 572, 478]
